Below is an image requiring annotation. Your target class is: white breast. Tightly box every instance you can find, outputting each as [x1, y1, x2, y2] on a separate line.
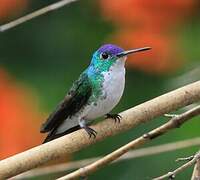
[56, 58, 126, 134]
[85, 58, 126, 120]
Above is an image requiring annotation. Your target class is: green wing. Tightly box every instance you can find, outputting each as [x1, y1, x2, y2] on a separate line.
[40, 73, 92, 133]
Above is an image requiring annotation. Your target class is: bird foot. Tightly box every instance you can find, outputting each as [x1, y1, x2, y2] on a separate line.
[83, 126, 97, 138]
[106, 113, 122, 123]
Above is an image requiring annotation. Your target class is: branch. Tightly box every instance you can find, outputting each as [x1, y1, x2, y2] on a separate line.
[56, 105, 200, 180]
[153, 151, 200, 180]
[191, 159, 200, 180]
[176, 156, 194, 162]
[15, 137, 200, 179]
[0, 81, 200, 179]
[0, 0, 78, 32]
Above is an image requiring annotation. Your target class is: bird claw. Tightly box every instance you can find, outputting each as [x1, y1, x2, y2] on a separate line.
[83, 126, 97, 138]
[106, 113, 122, 123]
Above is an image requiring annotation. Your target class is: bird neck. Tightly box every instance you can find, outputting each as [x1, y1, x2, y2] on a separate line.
[85, 58, 125, 97]
[87, 58, 125, 77]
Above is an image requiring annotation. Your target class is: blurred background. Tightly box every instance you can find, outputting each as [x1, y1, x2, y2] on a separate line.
[0, 0, 200, 179]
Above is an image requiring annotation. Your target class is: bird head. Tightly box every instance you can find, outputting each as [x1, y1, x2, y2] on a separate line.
[90, 44, 151, 72]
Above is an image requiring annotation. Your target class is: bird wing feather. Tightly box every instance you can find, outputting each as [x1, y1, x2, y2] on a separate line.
[40, 73, 92, 133]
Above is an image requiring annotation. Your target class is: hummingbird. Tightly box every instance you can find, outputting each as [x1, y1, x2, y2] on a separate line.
[40, 44, 151, 143]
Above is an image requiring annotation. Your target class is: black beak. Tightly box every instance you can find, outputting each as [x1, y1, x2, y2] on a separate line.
[116, 47, 151, 58]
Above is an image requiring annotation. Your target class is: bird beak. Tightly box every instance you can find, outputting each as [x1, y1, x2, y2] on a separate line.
[116, 47, 151, 58]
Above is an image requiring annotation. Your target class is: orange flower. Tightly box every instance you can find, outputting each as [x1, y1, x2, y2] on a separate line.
[99, 0, 195, 74]
[99, 0, 195, 27]
[113, 30, 182, 73]
[0, 69, 44, 158]
[0, 0, 28, 20]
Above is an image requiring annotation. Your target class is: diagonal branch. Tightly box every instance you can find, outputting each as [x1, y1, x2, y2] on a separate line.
[153, 151, 200, 180]
[0, 0, 79, 32]
[0, 81, 200, 179]
[15, 137, 200, 179]
[191, 158, 200, 180]
[56, 105, 200, 180]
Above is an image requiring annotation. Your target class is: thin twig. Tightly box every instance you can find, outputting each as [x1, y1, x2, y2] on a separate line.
[176, 155, 194, 162]
[191, 159, 200, 180]
[0, 81, 200, 179]
[57, 105, 200, 180]
[153, 151, 200, 180]
[164, 114, 179, 118]
[0, 0, 78, 32]
[14, 137, 200, 179]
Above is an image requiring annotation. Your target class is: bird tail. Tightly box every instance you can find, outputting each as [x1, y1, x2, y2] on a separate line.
[42, 125, 81, 144]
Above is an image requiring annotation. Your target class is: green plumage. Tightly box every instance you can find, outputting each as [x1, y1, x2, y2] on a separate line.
[40, 73, 92, 134]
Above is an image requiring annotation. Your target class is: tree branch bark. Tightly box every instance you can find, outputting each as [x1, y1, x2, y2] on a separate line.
[57, 105, 200, 180]
[191, 159, 200, 180]
[0, 0, 78, 32]
[153, 151, 200, 180]
[0, 81, 200, 179]
[15, 137, 200, 179]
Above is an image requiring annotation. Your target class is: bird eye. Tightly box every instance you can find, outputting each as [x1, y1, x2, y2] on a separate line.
[101, 52, 109, 60]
